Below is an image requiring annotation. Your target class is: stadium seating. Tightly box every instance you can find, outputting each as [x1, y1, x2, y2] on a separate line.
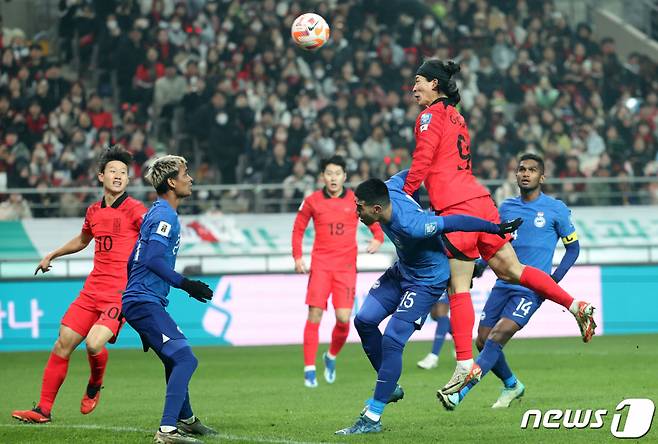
[0, 0, 656, 218]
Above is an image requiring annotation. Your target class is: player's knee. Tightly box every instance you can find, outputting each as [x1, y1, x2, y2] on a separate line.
[85, 336, 106, 355]
[353, 315, 369, 334]
[53, 336, 76, 357]
[487, 329, 508, 345]
[170, 346, 198, 370]
[382, 332, 405, 353]
[307, 308, 323, 323]
[382, 319, 414, 352]
[335, 313, 351, 324]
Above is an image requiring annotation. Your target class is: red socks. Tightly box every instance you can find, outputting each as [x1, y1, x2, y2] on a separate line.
[448, 292, 475, 361]
[87, 347, 108, 387]
[38, 353, 70, 415]
[303, 320, 320, 366]
[329, 321, 350, 357]
[519, 266, 574, 309]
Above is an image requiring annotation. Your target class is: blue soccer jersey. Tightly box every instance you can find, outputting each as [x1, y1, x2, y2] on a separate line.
[123, 198, 182, 306]
[382, 172, 452, 287]
[494, 193, 576, 294]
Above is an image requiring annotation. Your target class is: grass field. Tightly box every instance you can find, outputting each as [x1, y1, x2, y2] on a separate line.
[1, 334, 656, 443]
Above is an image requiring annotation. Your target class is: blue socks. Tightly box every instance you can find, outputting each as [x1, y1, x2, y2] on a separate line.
[160, 346, 198, 427]
[431, 316, 450, 355]
[373, 318, 415, 404]
[458, 339, 503, 401]
[491, 350, 516, 388]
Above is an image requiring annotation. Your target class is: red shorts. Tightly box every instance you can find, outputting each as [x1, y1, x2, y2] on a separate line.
[440, 195, 510, 261]
[61, 291, 125, 342]
[306, 269, 357, 310]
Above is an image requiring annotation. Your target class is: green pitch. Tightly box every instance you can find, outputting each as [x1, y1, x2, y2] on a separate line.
[1, 334, 656, 443]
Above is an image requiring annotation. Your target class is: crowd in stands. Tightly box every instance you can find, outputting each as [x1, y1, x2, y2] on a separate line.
[1, 0, 657, 218]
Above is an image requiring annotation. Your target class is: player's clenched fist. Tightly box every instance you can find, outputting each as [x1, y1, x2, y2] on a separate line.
[181, 278, 214, 303]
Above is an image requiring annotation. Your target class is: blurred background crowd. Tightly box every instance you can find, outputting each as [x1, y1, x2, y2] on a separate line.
[1, 0, 657, 218]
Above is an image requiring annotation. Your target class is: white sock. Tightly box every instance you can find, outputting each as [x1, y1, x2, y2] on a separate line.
[160, 426, 176, 433]
[457, 359, 474, 371]
[428, 353, 438, 359]
[180, 416, 196, 425]
[304, 365, 316, 372]
[569, 300, 580, 314]
[326, 351, 336, 360]
[364, 410, 381, 422]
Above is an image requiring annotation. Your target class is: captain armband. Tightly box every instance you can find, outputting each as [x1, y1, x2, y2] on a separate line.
[562, 232, 578, 245]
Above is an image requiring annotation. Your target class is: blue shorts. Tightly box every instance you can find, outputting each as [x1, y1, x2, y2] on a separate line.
[437, 291, 449, 305]
[122, 301, 187, 353]
[479, 286, 543, 329]
[368, 264, 448, 330]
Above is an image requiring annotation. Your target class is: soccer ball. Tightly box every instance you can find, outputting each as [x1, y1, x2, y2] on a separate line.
[291, 13, 330, 51]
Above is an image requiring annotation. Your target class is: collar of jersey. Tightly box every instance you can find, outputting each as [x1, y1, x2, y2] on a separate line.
[322, 187, 348, 199]
[155, 197, 174, 209]
[429, 97, 451, 108]
[519, 192, 545, 204]
[101, 192, 128, 209]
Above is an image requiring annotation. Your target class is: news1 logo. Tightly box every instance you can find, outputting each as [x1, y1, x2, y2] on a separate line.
[520, 399, 655, 439]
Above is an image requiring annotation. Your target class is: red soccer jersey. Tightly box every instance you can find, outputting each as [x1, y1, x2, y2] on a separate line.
[80, 193, 146, 299]
[403, 98, 490, 211]
[292, 188, 384, 271]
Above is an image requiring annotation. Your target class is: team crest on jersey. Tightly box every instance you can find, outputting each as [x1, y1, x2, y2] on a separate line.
[534, 212, 546, 228]
[372, 279, 380, 290]
[425, 222, 437, 236]
[480, 311, 486, 321]
[419, 113, 432, 132]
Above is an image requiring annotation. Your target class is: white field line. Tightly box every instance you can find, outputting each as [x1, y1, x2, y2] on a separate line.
[0, 423, 331, 444]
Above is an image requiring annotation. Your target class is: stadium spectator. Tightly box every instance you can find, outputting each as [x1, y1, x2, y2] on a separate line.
[0, 0, 656, 215]
[0, 193, 31, 220]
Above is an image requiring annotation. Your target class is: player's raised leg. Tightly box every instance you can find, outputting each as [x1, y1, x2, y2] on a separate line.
[487, 243, 596, 342]
[12, 325, 84, 423]
[418, 297, 450, 369]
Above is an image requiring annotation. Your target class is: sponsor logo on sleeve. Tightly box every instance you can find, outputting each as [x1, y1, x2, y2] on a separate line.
[419, 113, 432, 132]
[157, 221, 172, 237]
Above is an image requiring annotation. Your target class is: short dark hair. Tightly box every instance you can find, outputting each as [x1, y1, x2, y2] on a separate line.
[98, 145, 132, 173]
[355, 178, 390, 207]
[518, 153, 545, 174]
[321, 155, 346, 173]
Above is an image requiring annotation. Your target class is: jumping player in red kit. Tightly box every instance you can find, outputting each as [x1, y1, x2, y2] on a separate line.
[292, 155, 384, 388]
[12, 147, 146, 423]
[403, 59, 596, 395]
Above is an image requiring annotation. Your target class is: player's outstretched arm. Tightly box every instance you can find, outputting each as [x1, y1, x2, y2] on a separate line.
[34, 232, 93, 275]
[141, 240, 214, 303]
[408, 213, 522, 239]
